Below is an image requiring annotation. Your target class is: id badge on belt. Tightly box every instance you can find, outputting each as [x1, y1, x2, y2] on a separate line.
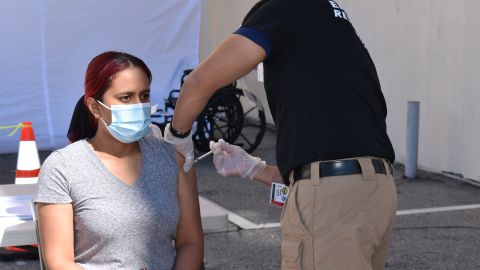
[270, 183, 289, 207]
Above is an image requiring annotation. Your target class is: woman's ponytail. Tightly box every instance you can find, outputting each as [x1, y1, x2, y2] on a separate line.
[67, 95, 97, 143]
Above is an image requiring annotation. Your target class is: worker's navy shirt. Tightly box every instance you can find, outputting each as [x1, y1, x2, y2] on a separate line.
[234, 0, 395, 183]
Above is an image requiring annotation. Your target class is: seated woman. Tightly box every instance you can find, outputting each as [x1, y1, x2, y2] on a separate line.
[34, 51, 204, 270]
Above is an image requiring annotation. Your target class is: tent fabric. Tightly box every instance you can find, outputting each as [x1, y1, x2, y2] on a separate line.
[0, 0, 200, 153]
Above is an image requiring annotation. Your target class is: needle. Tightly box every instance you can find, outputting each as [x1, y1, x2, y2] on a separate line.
[194, 150, 213, 163]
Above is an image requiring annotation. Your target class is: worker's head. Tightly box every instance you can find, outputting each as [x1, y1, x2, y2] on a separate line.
[67, 51, 152, 143]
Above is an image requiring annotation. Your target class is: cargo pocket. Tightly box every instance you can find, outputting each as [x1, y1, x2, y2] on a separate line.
[281, 239, 302, 269]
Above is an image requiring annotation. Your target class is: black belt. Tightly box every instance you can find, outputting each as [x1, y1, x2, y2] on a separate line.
[293, 159, 392, 182]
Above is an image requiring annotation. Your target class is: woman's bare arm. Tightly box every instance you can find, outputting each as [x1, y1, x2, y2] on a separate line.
[174, 153, 204, 269]
[36, 203, 83, 270]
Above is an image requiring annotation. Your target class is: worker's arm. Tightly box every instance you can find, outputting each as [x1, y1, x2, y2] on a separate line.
[171, 34, 266, 133]
[164, 34, 266, 172]
[252, 165, 284, 186]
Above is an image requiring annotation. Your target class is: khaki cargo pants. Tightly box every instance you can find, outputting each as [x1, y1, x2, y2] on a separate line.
[281, 157, 397, 270]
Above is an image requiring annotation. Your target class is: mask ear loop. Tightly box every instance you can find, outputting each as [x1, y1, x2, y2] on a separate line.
[95, 100, 111, 127]
[96, 100, 111, 110]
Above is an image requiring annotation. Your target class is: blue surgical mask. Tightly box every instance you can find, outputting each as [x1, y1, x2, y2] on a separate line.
[96, 100, 151, 143]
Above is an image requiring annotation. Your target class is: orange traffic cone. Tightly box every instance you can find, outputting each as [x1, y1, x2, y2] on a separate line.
[0, 122, 41, 260]
[15, 122, 41, 184]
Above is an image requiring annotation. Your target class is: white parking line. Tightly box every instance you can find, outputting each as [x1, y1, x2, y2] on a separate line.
[227, 212, 280, 230]
[228, 204, 480, 230]
[396, 204, 480, 216]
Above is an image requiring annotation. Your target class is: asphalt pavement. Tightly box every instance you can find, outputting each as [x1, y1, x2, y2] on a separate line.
[1, 129, 480, 269]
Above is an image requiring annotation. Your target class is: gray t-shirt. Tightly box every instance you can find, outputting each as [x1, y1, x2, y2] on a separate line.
[34, 126, 180, 270]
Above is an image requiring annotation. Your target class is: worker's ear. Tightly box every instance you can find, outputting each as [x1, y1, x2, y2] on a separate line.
[86, 97, 101, 120]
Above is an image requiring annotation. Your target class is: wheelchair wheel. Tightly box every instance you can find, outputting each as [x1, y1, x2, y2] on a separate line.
[234, 91, 266, 153]
[194, 87, 266, 154]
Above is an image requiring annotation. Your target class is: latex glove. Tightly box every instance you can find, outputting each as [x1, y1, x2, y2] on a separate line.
[163, 123, 194, 172]
[209, 139, 266, 179]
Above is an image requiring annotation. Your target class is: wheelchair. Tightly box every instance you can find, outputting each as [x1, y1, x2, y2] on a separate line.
[152, 69, 266, 154]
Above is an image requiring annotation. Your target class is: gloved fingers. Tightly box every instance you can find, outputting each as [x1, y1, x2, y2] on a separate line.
[217, 167, 227, 177]
[212, 145, 224, 158]
[209, 140, 222, 154]
[210, 138, 265, 178]
[217, 139, 238, 153]
[179, 141, 195, 163]
[212, 149, 225, 167]
[215, 160, 227, 176]
[164, 123, 172, 137]
[212, 154, 228, 176]
[210, 139, 238, 154]
[212, 151, 241, 177]
[209, 140, 217, 151]
[183, 156, 194, 172]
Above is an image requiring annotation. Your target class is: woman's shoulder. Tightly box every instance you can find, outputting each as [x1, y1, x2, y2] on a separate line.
[148, 124, 164, 139]
[56, 140, 88, 158]
[36, 142, 86, 204]
[41, 141, 87, 169]
[141, 125, 177, 157]
[143, 125, 169, 147]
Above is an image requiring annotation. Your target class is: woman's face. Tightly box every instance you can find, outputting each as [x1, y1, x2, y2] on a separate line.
[97, 66, 151, 125]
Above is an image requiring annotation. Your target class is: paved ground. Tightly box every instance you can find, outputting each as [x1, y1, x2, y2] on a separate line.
[2, 129, 480, 269]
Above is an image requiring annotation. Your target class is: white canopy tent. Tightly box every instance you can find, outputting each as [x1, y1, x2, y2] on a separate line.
[0, 0, 201, 153]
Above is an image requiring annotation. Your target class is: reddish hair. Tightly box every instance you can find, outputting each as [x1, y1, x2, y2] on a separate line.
[67, 51, 152, 143]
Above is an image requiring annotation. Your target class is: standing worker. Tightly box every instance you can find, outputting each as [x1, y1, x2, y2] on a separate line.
[164, 0, 397, 269]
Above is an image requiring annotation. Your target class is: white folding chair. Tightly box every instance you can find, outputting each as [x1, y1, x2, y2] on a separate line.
[30, 201, 46, 270]
[0, 184, 44, 268]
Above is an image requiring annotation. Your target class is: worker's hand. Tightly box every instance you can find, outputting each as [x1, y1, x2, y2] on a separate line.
[209, 139, 266, 179]
[164, 123, 194, 172]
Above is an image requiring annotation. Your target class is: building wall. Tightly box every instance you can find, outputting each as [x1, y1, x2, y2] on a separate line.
[200, 0, 274, 124]
[200, 0, 258, 60]
[339, 0, 480, 182]
[200, 0, 480, 182]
